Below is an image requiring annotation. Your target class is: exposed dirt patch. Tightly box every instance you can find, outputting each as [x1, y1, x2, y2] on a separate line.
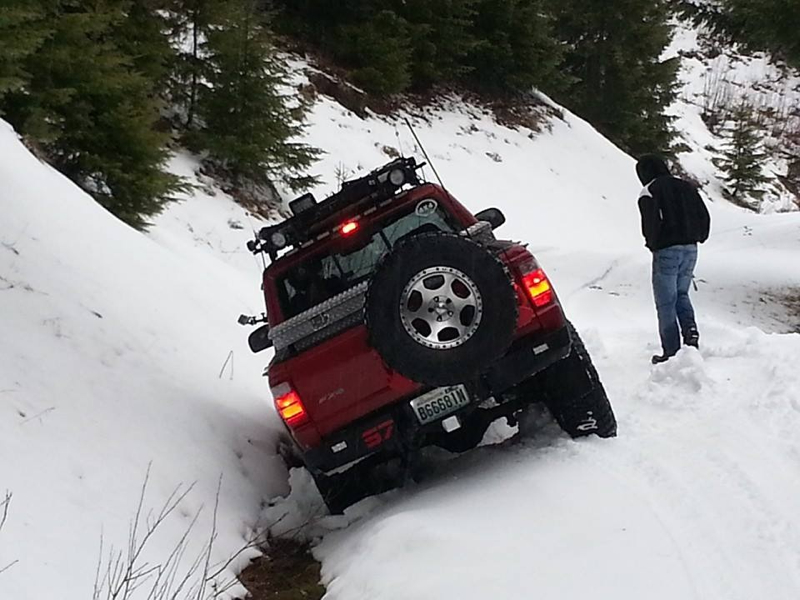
[761, 289, 800, 333]
[779, 290, 800, 332]
[289, 42, 561, 134]
[195, 161, 287, 221]
[237, 538, 326, 600]
[306, 71, 372, 118]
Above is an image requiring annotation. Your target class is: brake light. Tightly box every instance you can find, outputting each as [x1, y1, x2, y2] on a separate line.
[521, 268, 553, 307]
[341, 220, 359, 236]
[272, 384, 308, 427]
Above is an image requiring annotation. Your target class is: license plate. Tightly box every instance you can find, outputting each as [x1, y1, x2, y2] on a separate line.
[410, 385, 470, 424]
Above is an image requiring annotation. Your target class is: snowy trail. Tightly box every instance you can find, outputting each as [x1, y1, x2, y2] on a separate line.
[261, 83, 800, 597]
[303, 317, 800, 600]
[267, 240, 800, 600]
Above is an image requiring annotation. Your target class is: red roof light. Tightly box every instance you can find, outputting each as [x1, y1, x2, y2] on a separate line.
[341, 221, 359, 236]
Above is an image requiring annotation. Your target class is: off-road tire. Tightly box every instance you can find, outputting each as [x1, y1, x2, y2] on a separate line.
[538, 322, 617, 438]
[366, 232, 517, 386]
[311, 468, 368, 515]
[312, 463, 403, 515]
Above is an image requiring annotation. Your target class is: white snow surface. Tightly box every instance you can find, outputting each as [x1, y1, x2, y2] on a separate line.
[0, 123, 286, 599]
[2, 48, 800, 600]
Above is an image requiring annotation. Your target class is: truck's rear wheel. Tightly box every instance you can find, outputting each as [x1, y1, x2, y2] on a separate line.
[311, 468, 368, 515]
[536, 322, 617, 438]
[311, 462, 404, 515]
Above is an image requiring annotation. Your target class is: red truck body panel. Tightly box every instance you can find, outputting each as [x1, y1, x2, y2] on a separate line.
[262, 182, 564, 452]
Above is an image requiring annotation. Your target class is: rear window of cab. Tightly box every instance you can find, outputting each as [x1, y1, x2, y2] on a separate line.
[276, 199, 456, 319]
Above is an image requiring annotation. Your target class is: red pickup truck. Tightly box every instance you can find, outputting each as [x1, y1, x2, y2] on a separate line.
[242, 158, 616, 513]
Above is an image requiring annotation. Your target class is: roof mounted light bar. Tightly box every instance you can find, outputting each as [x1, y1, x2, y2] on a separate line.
[289, 193, 317, 216]
[248, 157, 424, 259]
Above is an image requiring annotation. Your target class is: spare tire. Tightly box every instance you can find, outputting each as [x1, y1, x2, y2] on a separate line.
[366, 232, 517, 386]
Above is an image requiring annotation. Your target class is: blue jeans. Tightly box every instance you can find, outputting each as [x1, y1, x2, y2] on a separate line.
[652, 244, 698, 356]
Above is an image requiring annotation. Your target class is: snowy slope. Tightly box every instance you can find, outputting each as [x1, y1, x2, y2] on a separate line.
[261, 63, 800, 600]
[2, 42, 800, 600]
[667, 23, 800, 213]
[0, 122, 286, 599]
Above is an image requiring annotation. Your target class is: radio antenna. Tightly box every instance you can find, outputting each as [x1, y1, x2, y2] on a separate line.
[404, 117, 449, 193]
[394, 123, 406, 158]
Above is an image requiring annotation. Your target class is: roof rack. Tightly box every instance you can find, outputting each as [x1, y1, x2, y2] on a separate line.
[248, 157, 425, 259]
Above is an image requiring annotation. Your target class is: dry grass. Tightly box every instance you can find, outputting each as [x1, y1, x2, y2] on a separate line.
[761, 289, 800, 333]
[237, 538, 325, 600]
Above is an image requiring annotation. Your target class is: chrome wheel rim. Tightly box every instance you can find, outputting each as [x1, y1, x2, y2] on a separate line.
[399, 266, 483, 349]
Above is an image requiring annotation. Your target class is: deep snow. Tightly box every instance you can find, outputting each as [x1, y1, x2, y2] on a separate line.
[0, 122, 287, 599]
[2, 37, 800, 600]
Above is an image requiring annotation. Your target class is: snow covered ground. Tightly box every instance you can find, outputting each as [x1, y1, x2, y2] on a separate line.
[2, 42, 800, 600]
[0, 122, 287, 599]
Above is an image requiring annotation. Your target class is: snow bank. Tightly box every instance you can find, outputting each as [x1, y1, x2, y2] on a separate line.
[0, 121, 285, 599]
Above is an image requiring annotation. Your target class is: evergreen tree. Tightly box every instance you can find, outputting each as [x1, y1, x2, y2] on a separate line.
[678, 0, 800, 71]
[334, 6, 413, 95]
[713, 102, 770, 206]
[193, 0, 319, 192]
[400, 0, 479, 90]
[166, 0, 218, 128]
[272, 0, 412, 95]
[467, 0, 565, 94]
[547, 0, 678, 154]
[271, 0, 565, 96]
[0, 0, 50, 102]
[2, 1, 180, 229]
[113, 0, 174, 90]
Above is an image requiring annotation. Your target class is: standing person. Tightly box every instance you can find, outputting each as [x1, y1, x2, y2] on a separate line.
[636, 155, 711, 364]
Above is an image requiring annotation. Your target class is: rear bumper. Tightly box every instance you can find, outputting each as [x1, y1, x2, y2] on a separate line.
[301, 325, 571, 475]
[482, 324, 571, 394]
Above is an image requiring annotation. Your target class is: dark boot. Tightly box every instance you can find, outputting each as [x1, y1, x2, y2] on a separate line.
[684, 328, 699, 349]
[651, 353, 674, 365]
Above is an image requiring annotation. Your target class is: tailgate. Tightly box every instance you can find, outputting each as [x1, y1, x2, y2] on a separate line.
[281, 325, 418, 436]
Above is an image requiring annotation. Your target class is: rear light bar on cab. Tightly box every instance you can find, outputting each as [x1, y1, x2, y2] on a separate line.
[271, 382, 308, 427]
[518, 259, 554, 308]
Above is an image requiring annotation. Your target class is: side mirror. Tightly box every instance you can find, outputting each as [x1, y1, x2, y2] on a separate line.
[248, 324, 273, 353]
[474, 208, 506, 230]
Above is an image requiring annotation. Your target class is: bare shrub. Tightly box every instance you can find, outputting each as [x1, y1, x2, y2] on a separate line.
[0, 491, 17, 576]
[701, 61, 736, 132]
[92, 466, 266, 600]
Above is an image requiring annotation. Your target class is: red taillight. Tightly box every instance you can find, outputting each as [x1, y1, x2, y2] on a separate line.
[341, 220, 359, 236]
[521, 268, 553, 308]
[272, 384, 308, 427]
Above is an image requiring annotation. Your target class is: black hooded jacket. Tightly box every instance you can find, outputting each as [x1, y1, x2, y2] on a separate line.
[636, 155, 711, 251]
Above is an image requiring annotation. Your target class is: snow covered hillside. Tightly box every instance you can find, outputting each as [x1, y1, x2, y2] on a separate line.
[2, 44, 800, 600]
[0, 121, 288, 598]
[667, 23, 800, 213]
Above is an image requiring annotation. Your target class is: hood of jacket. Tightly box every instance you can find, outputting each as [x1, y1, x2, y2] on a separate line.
[636, 154, 671, 185]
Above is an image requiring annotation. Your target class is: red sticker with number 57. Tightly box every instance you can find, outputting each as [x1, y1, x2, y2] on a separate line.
[361, 419, 394, 449]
